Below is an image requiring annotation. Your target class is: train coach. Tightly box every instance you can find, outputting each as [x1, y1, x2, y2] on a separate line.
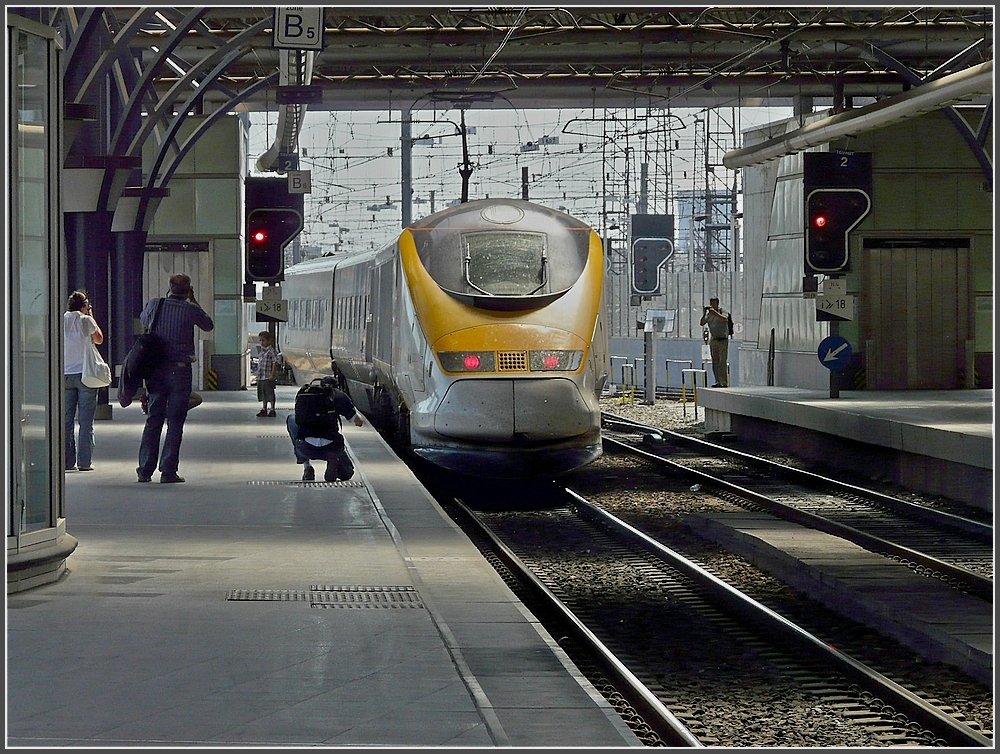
[281, 198, 609, 477]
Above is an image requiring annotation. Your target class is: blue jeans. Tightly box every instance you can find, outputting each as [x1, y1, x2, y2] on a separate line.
[64, 373, 98, 468]
[138, 363, 193, 477]
[285, 414, 354, 480]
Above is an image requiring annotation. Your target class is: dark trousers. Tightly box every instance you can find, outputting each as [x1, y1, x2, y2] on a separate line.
[139, 363, 192, 476]
[285, 414, 355, 481]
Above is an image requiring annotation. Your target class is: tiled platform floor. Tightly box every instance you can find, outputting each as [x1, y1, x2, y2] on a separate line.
[7, 388, 639, 748]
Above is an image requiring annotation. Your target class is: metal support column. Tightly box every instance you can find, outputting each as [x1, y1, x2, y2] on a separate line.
[643, 329, 656, 404]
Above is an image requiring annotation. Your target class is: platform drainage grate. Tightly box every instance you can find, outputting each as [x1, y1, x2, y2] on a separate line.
[227, 589, 310, 601]
[248, 480, 365, 488]
[226, 585, 423, 608]
[309, 585, 424, 609]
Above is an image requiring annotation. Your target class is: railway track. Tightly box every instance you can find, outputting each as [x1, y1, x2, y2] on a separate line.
[445, 492, 992, 747]
[602, 411, 993, 599]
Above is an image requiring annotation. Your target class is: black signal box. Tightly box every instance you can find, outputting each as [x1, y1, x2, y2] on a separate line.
[629, 214, 675, 296]
[803, 152, 872, 274]
[245, 177, 305, 282]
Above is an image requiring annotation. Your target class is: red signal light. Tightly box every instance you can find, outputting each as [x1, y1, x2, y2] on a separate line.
[813, 214, 828, 229]
[251, 229, 268, 244]
[462, 354, 481, 370]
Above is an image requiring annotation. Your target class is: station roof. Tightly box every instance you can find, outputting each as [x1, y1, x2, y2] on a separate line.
[68, 6, 994, 111]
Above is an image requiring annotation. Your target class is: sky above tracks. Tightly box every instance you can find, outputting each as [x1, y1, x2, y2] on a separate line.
[248, 103, 793, 254]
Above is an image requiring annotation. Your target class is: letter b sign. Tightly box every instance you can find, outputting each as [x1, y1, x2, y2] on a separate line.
[273, 8, 324, 50]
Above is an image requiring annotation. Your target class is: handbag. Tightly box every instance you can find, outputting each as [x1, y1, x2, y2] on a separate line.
[82, 340, 112, 388]
[118, 298, 165, 407]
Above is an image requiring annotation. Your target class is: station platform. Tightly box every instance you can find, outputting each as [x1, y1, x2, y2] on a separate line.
[696, 387, 993, 510]
[7, 388, 640, 748]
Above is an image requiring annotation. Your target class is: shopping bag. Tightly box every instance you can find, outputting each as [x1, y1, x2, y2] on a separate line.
[81, 341, 112, 388]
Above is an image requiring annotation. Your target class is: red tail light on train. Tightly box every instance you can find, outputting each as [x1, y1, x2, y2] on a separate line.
[529, 350, 583, 371]
[439, 351, 496, 372]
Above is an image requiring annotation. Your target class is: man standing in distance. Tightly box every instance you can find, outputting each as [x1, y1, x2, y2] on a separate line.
[699, 296, 731, 388]
[136, 273, 214, 483]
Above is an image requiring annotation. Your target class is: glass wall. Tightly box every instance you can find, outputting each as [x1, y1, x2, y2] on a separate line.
[7, 14, 71, 590]
[12, 26, 55, 531]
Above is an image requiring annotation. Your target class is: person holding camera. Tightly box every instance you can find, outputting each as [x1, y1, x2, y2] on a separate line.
[700, 296, 731, 387]
[63, 290, 104, 471]
[135, 273, 213, 483]
[286, 376, 365, 482]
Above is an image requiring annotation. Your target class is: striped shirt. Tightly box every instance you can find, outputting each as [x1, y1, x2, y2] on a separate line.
[140, 294, 214, 363]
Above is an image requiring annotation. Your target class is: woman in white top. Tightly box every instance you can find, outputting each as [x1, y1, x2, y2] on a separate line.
[64, 290, 104, 471]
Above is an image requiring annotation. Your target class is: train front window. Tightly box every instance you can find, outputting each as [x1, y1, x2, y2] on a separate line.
[463, 232, 547, 295]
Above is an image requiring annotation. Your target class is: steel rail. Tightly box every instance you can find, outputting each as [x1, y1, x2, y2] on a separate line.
[564, 489, 994, 748]
[449, 498, 704, 748]
[601, 432, 993, 601]
[602, 411, 993, 540]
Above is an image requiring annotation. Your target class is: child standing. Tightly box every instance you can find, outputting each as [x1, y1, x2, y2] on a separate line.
[255, 331, 278, 417]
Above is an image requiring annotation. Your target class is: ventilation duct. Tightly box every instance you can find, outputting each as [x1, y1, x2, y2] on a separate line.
[724, 60, 993, 169]
[255, 48, 315, 173]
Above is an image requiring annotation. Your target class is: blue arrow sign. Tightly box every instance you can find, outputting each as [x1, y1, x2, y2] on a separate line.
[817, 335, 853, 370]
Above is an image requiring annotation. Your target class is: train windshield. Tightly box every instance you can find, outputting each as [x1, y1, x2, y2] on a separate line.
[463, 232, 547, 295]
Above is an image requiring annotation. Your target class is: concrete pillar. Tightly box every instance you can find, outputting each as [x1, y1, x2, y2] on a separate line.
[64, 209, 114, 417]
[111, 229, 148, 358]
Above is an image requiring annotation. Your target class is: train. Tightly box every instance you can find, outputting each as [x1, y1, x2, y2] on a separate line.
[280, 198, 609, 477]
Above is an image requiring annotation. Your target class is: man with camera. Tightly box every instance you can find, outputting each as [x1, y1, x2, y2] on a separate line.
[135, 273, 214, 483]
[699, 296, 731, 387]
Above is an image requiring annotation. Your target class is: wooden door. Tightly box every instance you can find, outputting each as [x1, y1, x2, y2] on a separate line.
[861, 244, 971, 389]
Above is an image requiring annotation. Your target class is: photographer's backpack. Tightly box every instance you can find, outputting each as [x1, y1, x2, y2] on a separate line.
[294, 378, 340, 437]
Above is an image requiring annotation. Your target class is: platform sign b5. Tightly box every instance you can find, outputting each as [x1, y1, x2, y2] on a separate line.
[273, 7, 324, 50]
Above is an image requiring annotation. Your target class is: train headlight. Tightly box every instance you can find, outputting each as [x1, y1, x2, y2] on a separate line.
[439, 351, 496, 372]
[529, 350, 583, 371]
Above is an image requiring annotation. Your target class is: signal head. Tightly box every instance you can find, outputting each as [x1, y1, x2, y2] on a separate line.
[245, 207, 304, 281]
[804, 188, 871, 274]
